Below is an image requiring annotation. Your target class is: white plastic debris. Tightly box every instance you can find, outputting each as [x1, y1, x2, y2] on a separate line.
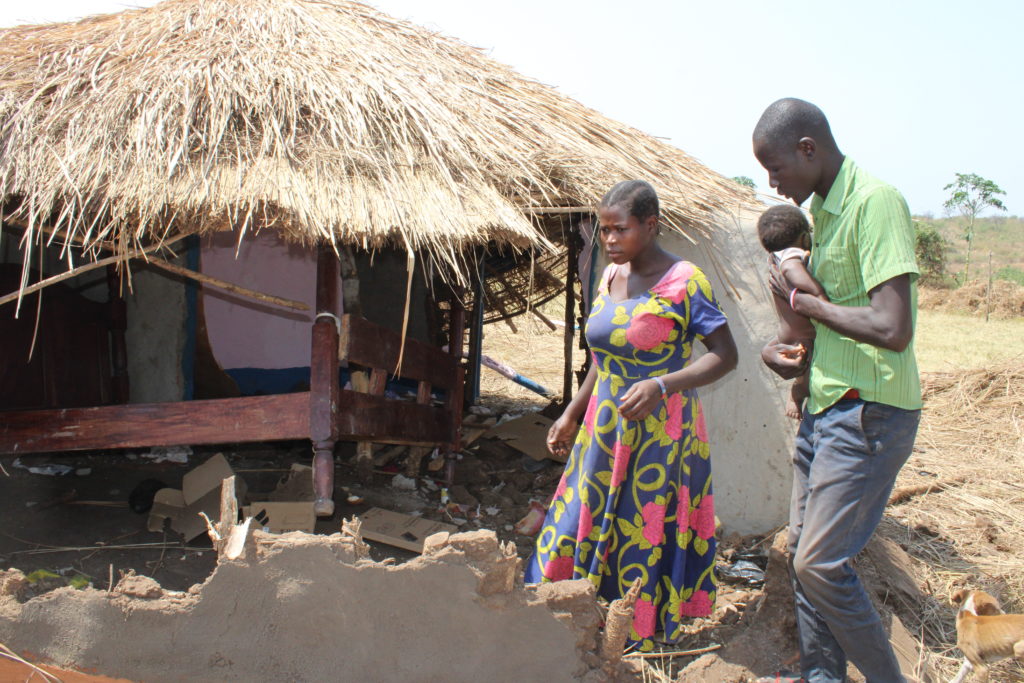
[12, 458, 73, 476]
[390, 473, 417, 491]
[140, 446, 191, 464]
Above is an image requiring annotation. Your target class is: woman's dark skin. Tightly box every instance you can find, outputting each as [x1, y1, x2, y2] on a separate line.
[545, 204, 738, 458]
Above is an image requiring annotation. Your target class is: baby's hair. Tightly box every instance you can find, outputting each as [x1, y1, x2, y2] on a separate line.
[600, 180, 659, 222]
[757, 204, 810, 252]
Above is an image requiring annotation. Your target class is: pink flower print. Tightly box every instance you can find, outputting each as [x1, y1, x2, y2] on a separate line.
[551, 471, 568, 504]
[633, 598, 657, 639]
[543, 555, 575, 581]
[625, 312, 674, 351]
[610, 441, 631, 488]
[694, 402, 708, 442]
[584, 395, 598, 435]
[577, 504, 593, 542]
[641, 501, 666, 546]
[675, 486, 691, 528]
[678, 590, 712, 618]
[691, 495, 715, 540]
[650, 261, 695, 303]
[665, 392, 683, 440]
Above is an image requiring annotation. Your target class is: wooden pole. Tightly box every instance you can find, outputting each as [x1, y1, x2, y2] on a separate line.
[338, 246, 376, 483]
[445, 284, 467, 487]
[145, 257, 309, 311]
[562, 229, 579, 408]
[310, 245, 340, 517]
[0, 233, 191, 309]
[986, 251, 993, 323]
[467, 258, 485, 406]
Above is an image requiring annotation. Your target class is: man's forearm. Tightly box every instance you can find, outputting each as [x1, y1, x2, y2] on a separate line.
[793, 275, 913, 352]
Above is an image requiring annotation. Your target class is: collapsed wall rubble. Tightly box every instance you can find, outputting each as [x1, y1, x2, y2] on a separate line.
[0, 523, 629, 681]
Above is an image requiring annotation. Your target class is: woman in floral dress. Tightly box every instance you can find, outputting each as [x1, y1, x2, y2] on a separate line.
[524, 180, 738, 652]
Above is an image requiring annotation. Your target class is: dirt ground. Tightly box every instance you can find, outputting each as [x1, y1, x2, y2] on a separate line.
[3, 304, 1023, 681]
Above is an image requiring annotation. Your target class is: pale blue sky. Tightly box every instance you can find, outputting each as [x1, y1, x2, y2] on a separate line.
[3, 0, 1021, 215]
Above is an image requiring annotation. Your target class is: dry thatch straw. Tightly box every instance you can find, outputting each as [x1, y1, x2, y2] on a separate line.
[0, 0, 753, 291]
[881, 360, 1024, 681]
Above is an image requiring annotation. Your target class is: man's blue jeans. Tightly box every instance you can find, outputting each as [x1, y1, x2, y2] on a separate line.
[789, 399, 920, 683]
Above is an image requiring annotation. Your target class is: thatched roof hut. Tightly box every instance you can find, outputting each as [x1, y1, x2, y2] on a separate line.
[0, 0, 750, 280]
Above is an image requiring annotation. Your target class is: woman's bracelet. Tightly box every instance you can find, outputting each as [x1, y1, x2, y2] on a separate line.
[789, 287, 799, 310]
[652, 376, 668, 399]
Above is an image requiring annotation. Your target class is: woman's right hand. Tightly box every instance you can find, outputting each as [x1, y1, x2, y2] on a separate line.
[546, 415, 578, 458]
[761, 339, 807, 379]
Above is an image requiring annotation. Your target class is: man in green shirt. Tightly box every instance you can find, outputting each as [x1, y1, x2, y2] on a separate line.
[752, 98, 921, 683]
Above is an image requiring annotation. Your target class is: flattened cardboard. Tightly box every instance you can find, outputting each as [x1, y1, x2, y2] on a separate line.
[146, 453, 246, 541]
[266, 463, 314, 502]
[483, 413, 561, 462]
[358, 507, 458, 553]
[244, 501, 316, 534]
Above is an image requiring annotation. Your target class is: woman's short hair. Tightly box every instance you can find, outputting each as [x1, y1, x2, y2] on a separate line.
[757, 204, 810, 252]
[600, 180, 659, 222]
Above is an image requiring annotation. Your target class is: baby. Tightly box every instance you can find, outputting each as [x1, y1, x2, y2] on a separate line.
[757, 204, 828, 419]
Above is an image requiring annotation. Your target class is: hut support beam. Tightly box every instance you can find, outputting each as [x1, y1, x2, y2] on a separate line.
[446, 286, 467, 486]
[338, 246, 375, 483]
[562, 229, 580, 407]
[310, 246, 340, 517]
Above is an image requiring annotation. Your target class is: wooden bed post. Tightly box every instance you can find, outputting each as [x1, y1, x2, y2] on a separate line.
[310, 245, 340, 517]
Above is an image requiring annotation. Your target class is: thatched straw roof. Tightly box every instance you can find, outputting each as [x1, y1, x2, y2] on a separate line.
[0, 0, 752, 276]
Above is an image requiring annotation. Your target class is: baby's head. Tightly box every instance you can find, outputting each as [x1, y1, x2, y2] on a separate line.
[757, 204, 811, 252]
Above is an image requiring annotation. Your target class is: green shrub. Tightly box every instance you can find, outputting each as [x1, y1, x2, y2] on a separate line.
[914, 221, 949, 286]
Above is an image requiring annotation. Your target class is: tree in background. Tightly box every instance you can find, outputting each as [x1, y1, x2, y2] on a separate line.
[943, 173, 1006, 284]
[913, 220, 949, 287]
[732, 176, 756, 189]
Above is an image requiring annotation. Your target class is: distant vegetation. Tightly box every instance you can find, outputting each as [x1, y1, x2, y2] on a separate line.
[913, 214, 1022, 288]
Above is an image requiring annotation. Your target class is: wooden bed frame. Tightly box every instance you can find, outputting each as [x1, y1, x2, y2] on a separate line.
[0, 248, 466, 517]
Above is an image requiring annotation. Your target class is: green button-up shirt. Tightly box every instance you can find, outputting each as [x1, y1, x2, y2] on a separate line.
[807, 158, 922, 413]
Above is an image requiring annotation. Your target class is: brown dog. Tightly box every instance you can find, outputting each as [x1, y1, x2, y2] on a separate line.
[949, 589, 1024, 682]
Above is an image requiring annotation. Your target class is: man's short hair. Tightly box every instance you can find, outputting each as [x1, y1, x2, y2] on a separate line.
[600, 180, 659, 222]
[757, 204, 810, 252]
[753, 98, 835, 152]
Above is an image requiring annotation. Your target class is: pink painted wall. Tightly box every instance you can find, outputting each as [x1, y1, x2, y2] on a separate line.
[201, 230, 339, 370]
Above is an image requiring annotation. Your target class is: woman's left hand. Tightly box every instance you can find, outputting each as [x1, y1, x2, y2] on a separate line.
[618, 379, 663, 421]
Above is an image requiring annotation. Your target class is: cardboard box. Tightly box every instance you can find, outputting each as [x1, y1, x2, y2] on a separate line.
[483, 413, 561, 462]
[147, 453, 246, 541]
[358, 507, 458, 553]
[244, 501, 316, 534]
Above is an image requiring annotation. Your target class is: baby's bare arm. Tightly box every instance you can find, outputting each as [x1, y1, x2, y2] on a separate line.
[780, 260, 827, 299]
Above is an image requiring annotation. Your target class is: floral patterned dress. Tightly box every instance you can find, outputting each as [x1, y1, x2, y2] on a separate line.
[523, 260, 727, 652]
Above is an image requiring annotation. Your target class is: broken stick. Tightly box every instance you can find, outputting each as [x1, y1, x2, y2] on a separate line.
[601, 577, 643, 670]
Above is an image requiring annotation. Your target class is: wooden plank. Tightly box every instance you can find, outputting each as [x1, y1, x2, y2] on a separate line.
[340, 314, 458, 390]
[0, 393, 310, 454]
[335, 390, 453, 444]
[369, 368, 387, 396]
[416, 380, 431, 405]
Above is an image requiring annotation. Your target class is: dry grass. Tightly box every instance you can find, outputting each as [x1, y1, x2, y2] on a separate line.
[0, 0, 752, 289]
[915, 309, 1024, 372]
[885, 361, 1024, 680]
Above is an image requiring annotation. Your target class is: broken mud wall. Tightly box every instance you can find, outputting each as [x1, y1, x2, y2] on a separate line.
[609, 207, 794, 534]
[0, 528, 610, 682]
